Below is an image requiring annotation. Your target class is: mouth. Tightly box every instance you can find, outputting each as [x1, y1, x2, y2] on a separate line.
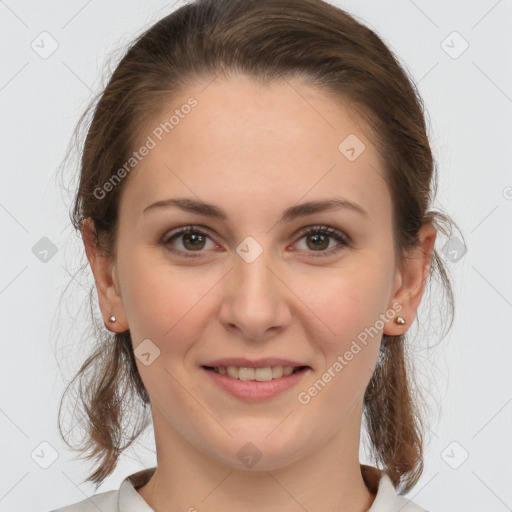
[201, 363, 312, 401]
[201, 365, 310, 381]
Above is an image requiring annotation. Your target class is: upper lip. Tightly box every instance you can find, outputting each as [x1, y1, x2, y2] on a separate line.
[201, 357, 310, 369]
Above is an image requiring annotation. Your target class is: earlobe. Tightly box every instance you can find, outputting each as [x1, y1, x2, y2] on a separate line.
[81, 218, 128, 332]
[383, 222, 437, 336]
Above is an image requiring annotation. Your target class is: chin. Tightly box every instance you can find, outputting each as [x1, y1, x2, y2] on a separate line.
[208, 436, 306, 472]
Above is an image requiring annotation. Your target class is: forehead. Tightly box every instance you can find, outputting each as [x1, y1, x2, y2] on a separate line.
[120, 74, 390, 225]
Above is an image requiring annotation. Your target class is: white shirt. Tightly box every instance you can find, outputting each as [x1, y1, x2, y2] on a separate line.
[50, 465, 430, 511]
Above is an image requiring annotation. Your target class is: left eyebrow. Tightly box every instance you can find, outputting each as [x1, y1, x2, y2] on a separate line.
[279, 198, 369, 222]
[142, 197, 370, 222]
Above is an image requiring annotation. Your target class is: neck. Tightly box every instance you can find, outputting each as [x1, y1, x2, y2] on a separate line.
[136, 405, 378, 512]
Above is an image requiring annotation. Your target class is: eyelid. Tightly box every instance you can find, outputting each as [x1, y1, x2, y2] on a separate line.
[294, 224, 352, 246]
[161, 224, 217, 245]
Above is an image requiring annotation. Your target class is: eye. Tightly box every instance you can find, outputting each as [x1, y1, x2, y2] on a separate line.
[292, 225, 351, 258]
[162, 225, 219, 258]
[161, 224, 351, 258]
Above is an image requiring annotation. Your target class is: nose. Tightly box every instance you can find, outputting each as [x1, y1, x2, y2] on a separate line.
[218, 247, 292, 342]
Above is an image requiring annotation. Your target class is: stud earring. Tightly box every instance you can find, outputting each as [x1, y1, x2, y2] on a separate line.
[394, 316, 405, 325]
[108, 315, 116, 323]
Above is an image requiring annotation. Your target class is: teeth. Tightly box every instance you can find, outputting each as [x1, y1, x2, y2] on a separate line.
[212, 365, 299, 381]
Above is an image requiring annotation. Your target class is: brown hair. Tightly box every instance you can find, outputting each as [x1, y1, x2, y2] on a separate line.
[58, 0, 460, 494]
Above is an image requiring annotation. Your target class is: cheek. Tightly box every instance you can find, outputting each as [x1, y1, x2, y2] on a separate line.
[299, 254, 393, 405]
[310, 260, 392, 343]
[119, 252, 211, 400]
[297, 278, 385, 418]
[118, 248, 191, 341]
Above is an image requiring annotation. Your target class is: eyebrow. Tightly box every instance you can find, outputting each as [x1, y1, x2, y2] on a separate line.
[142, 197, 369, 222]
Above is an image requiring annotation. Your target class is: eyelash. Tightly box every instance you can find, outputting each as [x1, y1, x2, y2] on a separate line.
[161, 224, 351, 259]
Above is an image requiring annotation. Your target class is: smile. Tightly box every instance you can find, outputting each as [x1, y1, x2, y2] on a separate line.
[202, 365, 311, 401]
[204, 365, 308, 381]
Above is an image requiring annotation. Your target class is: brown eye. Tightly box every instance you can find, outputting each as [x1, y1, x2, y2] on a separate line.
[294, 225, 351, 257]
[305, 232, 330, 251]
[162, 226, 218, 258]
[181, 232, 207, 251]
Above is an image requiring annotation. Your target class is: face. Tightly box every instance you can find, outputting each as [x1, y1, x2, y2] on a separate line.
[88, 74, 431, 471]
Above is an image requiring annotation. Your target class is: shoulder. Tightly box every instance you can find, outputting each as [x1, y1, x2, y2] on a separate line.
[48, 467, 156, 512]
[49, 489, 118, 512]
[394, 494, 431, 512]
[362, 465, 432, 512]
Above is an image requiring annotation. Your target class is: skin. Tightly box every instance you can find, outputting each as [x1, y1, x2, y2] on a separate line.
[83, 73, 436, 512]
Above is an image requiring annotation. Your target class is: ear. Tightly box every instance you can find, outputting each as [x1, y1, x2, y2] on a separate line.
[82, 218, 128, 332]
[383, 222, 437, 336]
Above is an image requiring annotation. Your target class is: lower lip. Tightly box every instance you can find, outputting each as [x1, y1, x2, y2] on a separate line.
[202, 367, 310, 401]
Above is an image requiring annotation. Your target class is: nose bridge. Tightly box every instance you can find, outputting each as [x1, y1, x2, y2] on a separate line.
[233, 239, 279, 306]
[219, 238, 290, 338]
[237, 244, 275, 300]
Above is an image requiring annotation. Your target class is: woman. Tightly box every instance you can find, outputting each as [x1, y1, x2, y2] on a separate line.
[52, 0, 456, 510]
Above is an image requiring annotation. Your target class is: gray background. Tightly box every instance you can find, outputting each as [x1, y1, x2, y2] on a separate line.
[1, 1, 511, 511]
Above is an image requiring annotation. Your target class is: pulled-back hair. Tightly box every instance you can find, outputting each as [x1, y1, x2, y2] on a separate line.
[58, 0, 458, 494]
